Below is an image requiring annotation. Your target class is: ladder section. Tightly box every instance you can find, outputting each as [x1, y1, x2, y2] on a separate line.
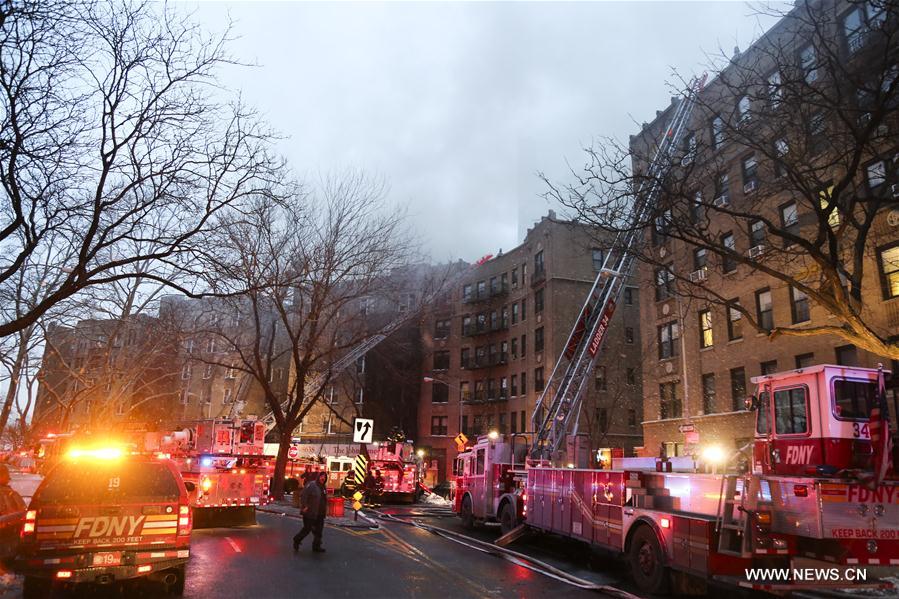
[716, 475, 771, 557]
[530, 75, 707, 461]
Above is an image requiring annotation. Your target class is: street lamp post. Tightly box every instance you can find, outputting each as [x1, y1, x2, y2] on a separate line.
[423, 377, 463, 438]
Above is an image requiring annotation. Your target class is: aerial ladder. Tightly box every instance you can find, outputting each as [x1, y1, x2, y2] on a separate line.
[530, 75, 707, 463]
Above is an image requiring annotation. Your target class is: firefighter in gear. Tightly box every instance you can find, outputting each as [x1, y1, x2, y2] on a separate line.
[293, 472, 327, 553]
[363, 469, 376, 506]
[373, 469, 385, 505]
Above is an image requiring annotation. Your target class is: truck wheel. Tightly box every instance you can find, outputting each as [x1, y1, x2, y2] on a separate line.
[628, 525, 669, 594]
[23, 576, 51, 599]
[499, 501, 516, 535]
[460, 495, 475, 530]
[168, 564, 186, 596]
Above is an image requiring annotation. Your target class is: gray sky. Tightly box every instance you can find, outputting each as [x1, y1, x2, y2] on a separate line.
[195, 1, 783, 263]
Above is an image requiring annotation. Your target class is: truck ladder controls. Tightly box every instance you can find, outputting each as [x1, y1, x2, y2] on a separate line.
[530, 74, 707, 462]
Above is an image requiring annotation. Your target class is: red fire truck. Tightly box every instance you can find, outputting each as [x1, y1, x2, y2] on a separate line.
[453, 365, 898, 593]
[369, 442, 421, 503]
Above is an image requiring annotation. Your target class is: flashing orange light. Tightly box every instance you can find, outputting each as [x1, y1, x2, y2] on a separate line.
[200, 477, 213, 493]
[67, 447, 124, 461]
[757, 512, 772, 525]
[660, 517, 671, 529]
[56, 571, 73, 579]
[137, 565, 152, 574]
[23, 522, 35, 534]
[156, 452, 171, 460]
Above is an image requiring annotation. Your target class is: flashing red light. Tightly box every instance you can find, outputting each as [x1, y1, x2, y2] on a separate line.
[660, 517, 671, 529]
[794, 484, 808, 497]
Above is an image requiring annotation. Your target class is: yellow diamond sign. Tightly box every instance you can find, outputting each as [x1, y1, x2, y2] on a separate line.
[352, 501, 363, 511]
[353, 491, 363, 502]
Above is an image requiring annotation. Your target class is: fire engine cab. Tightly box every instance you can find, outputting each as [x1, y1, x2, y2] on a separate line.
[453, 365, 898, 594]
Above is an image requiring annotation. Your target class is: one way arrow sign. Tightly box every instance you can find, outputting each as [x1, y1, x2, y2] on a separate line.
[353, 418, 374, 444]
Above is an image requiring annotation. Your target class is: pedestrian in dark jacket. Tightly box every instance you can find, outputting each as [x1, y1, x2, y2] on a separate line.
[293, 471, 327, 553]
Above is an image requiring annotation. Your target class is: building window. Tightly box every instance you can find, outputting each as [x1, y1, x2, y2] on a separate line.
[511, 338, 518, 359]
[737, 95, 750, 122]
[628, 409, 637, 427]
[880, 243, 899, 299]
[655, 266, 674, 301]
[714, 174, 729, 206]
[799, 44, 817, 83]
[521, 334, 526, 356]
[795, 353, 815, 369]
[179, 389, 189, 406]
[498, 413, 507, 434]
[223, 387, 232, 404]
[520, 371, 527, 395]
[460, 348, 471, 369]
[659, 382, 681, 419]
[711, 115, 725, 149]
[435, 319, 451, 339]
[756, 288, 773, 331]
[500, 340, 508, 363]
[460, 381, 471, 402]
[534, 251, 545, 277]
[658, 321, 679, 360]
[867, 159, 887, 188]
[625, 327, 634, 344]
[475, 346, 487, 367]
[624, 287, 634, 305]
[490, 310, 498, 330]
[203, 364, 213, 379]
[535, 368, 544, 392]
[749, 219, 766, 248]
[207, 338, 216, 354]
[462, 315, 472, 335]
[653, 209, 672, 244]
[511, 268, 518, 287]
[462, 284, 472, 302]
[597, 408, 608, 431]
[356, 356, 366, 374]
[487, 379, 496, 400]
[477, 280, 486, 299]
[511, 412, 518, 434]
[761, 360, 778, 375]
[843, 6, 865, 52]
[741, 154, 758, 192]
[721, 232, 736, 273]
[535, 327, 544, 353]
[520, 299, 526, 321]
[592, 248, 604, 271]
[521, 410, 527, 434]
[626, 368, 636, 385]
[595, 366, 607, 391]
[501, 306, 509, 329]
[727, 301, 743, 340]
[767, 70, 782, 105]
[432, 384, 449, 403]
[790, 287, 810, 323]
[835, 344, 859, 366]
[226, 364, 236, 379]
[699, 309, 714, 348]
[500, 377, 508, 399]
[431, 416, 448, 436]
[693, 248, 708, 271]
[511, 374, 518, 396]
[780, 201, 799, 241]
[774, 138, 789, 177]
[512, 303, 519, 324]
[535, 288, 544, 313]
[474, 380, 485, 402]
[730, 367, 746, 411]
[702, 373, 716, 414]
[181, 363, 191, 380]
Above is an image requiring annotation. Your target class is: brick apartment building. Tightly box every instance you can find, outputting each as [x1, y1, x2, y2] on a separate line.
[418, 212, 644, 480]
[630, 0, 899, 457]
[33, 316, 179, 434]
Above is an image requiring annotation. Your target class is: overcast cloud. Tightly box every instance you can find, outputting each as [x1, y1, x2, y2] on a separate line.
[194, 1, 784, 263]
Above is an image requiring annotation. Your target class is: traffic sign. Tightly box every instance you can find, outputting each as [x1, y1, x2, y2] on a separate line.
[287, 445, 299, 460]
[353, 418, 374, 443]
[351, 454, 369, 486]
[454, 432, 468, 450]
[678, 423, 695, 433]
[685, 431, 700, 444]
[352, 500, 363, 511]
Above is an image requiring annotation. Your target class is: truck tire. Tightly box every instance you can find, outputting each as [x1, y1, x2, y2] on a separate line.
[460, 495, 475, 530]
[499, 501, 516, 535]
[628, 524, 669, 594]
[23, 576, 51, 599]
[168, 564, 186, 596]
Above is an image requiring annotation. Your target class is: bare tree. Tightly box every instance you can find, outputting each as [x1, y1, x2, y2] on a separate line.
[544, 0, 899, 359]
[0, 0, 280, 340]
[190, 172, 417, 498]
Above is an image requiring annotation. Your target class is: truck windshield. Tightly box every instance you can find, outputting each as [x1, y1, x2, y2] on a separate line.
[36, 462, 180, 505]
[833, 378, 876, 420]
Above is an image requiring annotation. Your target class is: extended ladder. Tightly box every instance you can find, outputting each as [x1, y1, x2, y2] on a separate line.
[530, 75, 707, 461]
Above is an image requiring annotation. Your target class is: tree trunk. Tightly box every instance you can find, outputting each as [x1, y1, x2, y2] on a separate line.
[269, 428, 293, 500]
[0, 339, 28, 435]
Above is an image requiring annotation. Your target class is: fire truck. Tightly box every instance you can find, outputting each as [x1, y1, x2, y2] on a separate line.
[369, 442, 421, 503]
[151, 418, 270, 526]
[454, 365, 898, 593]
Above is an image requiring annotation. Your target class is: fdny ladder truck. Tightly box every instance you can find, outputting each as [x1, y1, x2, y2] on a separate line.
[452, 76, 899, 593]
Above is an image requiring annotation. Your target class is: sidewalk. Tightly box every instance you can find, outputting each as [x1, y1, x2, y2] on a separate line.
[257, 498, 379, 529]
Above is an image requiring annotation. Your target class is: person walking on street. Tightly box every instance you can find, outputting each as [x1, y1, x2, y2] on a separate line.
[293, 471, 327, 553]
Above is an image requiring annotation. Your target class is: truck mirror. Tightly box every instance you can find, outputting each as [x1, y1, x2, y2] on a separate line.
[183, 481, 196, 493]
[745, 395, 758, 411]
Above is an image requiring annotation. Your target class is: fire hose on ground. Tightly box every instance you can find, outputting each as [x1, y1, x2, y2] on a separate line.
[369, 509, 641, 599]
